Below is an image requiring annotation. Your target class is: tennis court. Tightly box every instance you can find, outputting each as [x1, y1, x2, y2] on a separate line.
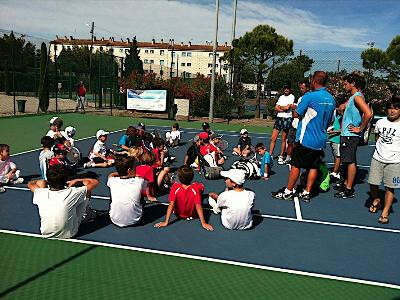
[0, 114, 399, 299]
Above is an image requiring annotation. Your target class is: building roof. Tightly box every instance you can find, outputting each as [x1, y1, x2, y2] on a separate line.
[50, 38, 231, 52]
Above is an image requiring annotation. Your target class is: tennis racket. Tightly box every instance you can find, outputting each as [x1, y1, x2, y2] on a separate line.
[66, 147, 81, 167]
[215, 139, 229, 151]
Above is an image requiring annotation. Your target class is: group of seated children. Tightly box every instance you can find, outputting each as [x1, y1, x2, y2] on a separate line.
[0, 144, 24, 192]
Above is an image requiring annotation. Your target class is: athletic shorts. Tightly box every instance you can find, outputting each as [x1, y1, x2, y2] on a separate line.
[368, 158, 400, 189]
[340, 136, 360, 164]
[291, 143, 324, 169]
[273, 117, 293, 132]
[92, 157, 107, 164]
[287, 127, 296, 144]
[330, 142, 340, 158]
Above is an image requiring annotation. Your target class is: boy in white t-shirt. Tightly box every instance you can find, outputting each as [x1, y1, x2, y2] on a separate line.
[0, 144, 24, 193]
[46, 117, 68, 140]
[269, 86, 295, 164]
[84, 130, 114, 168]
[208, 169, 255, 230]
[39, 136, 54, 180]
[165, 123, 181, 147]
[368, 96, 400, 224]
[107, 156, 147, 227]
[28, 164, 99, 239]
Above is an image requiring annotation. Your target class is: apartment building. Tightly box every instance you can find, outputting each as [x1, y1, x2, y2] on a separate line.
[50, 36, 231, 79]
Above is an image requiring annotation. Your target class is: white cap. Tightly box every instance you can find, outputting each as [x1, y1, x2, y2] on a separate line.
[65, 126, 76, 137]
[49, 116, 59, 124]
[240, 128, 248, 135]
[220, 169, 246, 185]
[96, 129, 109, 139]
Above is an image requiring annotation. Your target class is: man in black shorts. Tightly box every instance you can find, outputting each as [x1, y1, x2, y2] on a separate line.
[272, 71, 335, 202]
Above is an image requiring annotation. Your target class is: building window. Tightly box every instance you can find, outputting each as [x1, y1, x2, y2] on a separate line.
[160, 60, 165, 66]
[182, 52, 186, 57]
[186, 73, 191, 78]
[150, 59, 154, 64]
[208, 63, 213, 68]
[119, 49, 123, 53]
[187, 52, 192, 57]
[145, 49, 148, 53]
[172, 52, 176, 57]
[209, 53, 213, 57]
[181, 63, 185, 67]
[171, 72, 175, 76]
[144, 59, 148, 64]
[150, 69, 154, 73]
[160, 50, 164, 55]
[150, 49, 154, 54]
[171, 62, 175, 67]
[187, 63, 191, 67]
[99, 46, 103, 51]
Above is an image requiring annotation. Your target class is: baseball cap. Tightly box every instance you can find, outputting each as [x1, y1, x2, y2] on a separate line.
[220, 169, 246, 185]
[49, 116, 60, 125]
[202, 122, 210, 129]
[240, 128, 248, 135]
[137, 122, 145, 130]
[65, 126, 76, 137]
[198, 132, 209, 140]
[209, 133, 222, 140]
[96, 129, 109, 139]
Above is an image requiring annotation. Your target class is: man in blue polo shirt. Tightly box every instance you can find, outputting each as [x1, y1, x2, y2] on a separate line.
[272, 71, 335, 202]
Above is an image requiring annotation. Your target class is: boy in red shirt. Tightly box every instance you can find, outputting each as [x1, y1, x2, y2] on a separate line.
[154, 166, 213, 231]
[199, 132, 224, 166]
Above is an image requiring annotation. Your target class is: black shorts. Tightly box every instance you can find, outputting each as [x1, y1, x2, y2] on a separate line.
[291, 143, 323, 169]
[273, 117, 293, 132]
[340, 136, 360, 164]
[92, 157, 106, 164]
[287, 127, 296, 144]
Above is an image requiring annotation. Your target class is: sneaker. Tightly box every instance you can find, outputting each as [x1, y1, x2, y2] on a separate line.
[333, 181, 345, 191]
[277, 156, 285, 165]
[0, 187, 5, 193]
[232, 151, 239, 156]
[334, 188, 355, 199]
[271, 187, 295, 200]
[284, 156, 291, 164]
[12, 178, 24, 184]
[83, 162, 93, 168]
[298, 190, 311, 203]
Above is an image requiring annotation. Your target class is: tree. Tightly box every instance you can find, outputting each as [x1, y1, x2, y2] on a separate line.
[386, 35, 400, 79]
[124, 39, 144, 77]
[38, 42, 49, 112]
[361, 48, 388, 75]
[227, 25, 293, 118]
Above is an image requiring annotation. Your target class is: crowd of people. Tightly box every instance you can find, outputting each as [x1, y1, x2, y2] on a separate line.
[1, 71, 399, 239]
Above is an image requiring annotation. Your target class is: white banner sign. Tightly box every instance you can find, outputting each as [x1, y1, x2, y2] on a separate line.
[126, 89, 167, 111]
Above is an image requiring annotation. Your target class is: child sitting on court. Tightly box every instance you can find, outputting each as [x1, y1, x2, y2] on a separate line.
[184, 135, 201, 169]
[46, 117, 68, 140]
[255, 143, 272, 180]
[39, 136, 54, 180]
[233, 129, 252, 158]
[107, 157, 147, 227]
[208, 169, 255, 230]
[64, 126, 77, 147]
[0, 144, 24, 192]
[154, 166, 213, 231]
[199, 132, 224, 166]
[165, 123, 181, 147]
[84, 130, 115, 168]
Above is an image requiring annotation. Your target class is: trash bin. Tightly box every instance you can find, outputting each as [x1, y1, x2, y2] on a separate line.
[17, 99, 27, 113]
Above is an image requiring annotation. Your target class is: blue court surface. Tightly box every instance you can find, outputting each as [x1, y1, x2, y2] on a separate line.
[1, 125, 399, 288]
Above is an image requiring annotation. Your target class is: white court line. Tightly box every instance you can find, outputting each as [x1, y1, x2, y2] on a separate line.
[293, 196, 303, 220]
[5, 186, 400, 234]
[0, 229, 398, 290]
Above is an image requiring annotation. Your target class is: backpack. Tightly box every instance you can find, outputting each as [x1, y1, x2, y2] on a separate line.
[231, 159, 261, 179]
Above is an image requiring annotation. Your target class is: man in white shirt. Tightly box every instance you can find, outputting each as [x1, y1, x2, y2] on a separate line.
[107, 157, 147, 227]
[28, 164, 99, 239]
[208, 169, 254, 230]
[269, 86, 295, 164]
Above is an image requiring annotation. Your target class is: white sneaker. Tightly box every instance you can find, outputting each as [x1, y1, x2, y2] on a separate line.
[284, 156, 291, 164]
[0, 187, 5, 193]
[83, 162, 93, 168]
[13, 178, 24, 184]
[330, 172, 340, 180]
[190, 162, 198, 168]
[277, 156, 285, 165]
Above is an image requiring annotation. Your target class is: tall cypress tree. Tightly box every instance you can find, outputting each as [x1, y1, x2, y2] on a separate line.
[124, 38, 144, 77]
[38, 42, 49, 112]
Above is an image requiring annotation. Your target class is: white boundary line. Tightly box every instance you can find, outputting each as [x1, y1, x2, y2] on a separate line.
[293, 196, 303, 220]
[5, 186, 400, 234]
[0, 229, 398, 290]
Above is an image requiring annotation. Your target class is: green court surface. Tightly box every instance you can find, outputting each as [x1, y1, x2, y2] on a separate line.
[1, 233, 399, 300]
[0, 113, 398, 299]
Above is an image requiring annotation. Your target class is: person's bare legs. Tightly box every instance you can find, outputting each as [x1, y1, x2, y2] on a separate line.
[333, 157, 341, 174]
[369, 184, 381, 212]
[280, 130, 288, 157]
[269, 129, 279, 156]
[287, 142, 294, 158]
[381, 187, 395, 219]
[157, 167, 170, 186]
[305, 169, 318, 193]
[345, 163, 357, 189]
[287, 166, 301, 191]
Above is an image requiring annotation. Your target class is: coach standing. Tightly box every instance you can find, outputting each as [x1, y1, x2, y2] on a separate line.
[272, 71, 335, 202]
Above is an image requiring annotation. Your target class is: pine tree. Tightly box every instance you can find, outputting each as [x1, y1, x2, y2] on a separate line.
[38, 42, 49, 112]
[124, 38, 144, 76]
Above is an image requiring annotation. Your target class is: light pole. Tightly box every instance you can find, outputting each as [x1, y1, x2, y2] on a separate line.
[209, 0, 220, 123]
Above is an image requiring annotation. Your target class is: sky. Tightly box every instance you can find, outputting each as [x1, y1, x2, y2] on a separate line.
[0, 0, 399, 51]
